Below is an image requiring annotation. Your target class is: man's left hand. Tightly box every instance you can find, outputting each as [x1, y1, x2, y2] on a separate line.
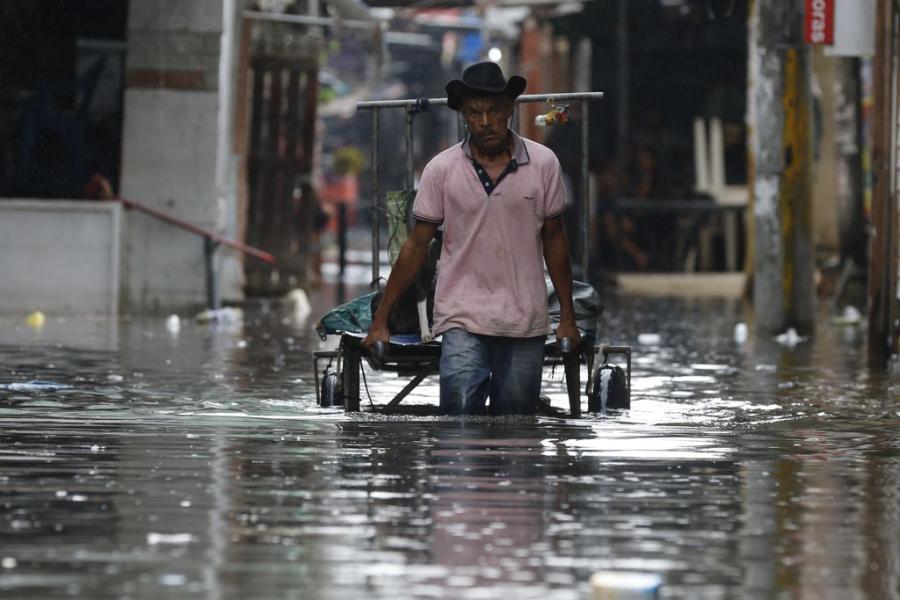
[555, 318, 581, 352]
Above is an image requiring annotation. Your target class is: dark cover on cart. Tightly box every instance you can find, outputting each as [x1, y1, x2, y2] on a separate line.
[314, 292, 377, 340]
[547, 276, 603, 339]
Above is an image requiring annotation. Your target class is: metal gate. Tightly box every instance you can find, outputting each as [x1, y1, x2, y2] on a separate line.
[245, 54, 319, 296]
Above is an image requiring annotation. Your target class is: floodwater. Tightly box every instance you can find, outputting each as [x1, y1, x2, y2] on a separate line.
[1, 291, 898, 599]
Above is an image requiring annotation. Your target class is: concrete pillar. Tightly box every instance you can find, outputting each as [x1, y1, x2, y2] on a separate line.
[120, 0, 241, 313]
[748, 0, 816, 334]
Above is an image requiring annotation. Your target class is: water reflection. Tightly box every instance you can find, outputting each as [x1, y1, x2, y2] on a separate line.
[0, 295, 898, 599]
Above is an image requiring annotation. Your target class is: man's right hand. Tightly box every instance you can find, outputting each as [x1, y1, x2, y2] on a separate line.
[363, 321, 390, 355]
[361, 220, 437, 356]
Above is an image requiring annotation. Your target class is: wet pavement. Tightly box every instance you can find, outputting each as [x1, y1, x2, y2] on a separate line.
[1, 291, 899, 599]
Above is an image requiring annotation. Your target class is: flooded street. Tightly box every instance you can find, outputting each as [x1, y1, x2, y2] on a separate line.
[2, 292, 899, 599]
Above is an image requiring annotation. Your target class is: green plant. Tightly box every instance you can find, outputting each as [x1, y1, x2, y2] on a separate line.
[332, 146, 365, 176]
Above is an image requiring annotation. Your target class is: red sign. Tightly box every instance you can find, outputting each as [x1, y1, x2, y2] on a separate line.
[805, 0, 835, 45]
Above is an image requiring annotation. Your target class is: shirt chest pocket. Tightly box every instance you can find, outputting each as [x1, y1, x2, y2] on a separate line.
[519, 187, 544, 220]
[489, 186, 544, 230]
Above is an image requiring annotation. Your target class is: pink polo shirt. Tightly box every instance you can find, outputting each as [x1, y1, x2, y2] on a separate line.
[412, 131, 566, 338]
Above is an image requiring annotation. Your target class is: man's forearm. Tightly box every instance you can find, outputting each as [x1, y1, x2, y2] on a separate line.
[543, 227, 576, 322]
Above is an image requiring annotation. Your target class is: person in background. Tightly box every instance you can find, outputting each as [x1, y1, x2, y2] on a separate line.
[81, 170, 115, 200]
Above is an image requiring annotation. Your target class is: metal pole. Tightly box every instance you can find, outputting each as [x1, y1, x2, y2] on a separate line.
[243, 10, 377, 31]
[204, 237, 220, 310]
[869, 0, 899, 364]
[406, 110, 415, 193]
[338, 204, 347, 304]
[581, 98, 590, 280]
[372, 108, 380, 286]
[357, 92, 603, 110]
[116, 197, 275, 264]
[615, 0, 629, 194]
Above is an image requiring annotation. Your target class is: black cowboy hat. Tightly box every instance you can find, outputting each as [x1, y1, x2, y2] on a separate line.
[445, 62, 527, 111]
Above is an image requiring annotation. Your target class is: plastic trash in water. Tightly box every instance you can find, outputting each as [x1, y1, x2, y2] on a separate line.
[590, 571, 662, 599]
[146, 532, 194, 546]
[637, 333, 661, 345]
[195, 307, 243, 325]
[734, 322, 748, 344]
[285, 289, 311, 322]
[774, 327, 804, 347]
[165, 314, 181, 334]
[0, 380, 70, 392]
[25, 311, 46, 329]
[832, 305, 863, 326]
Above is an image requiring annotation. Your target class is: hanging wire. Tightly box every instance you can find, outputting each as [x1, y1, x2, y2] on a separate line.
[360, 359, 377, 410]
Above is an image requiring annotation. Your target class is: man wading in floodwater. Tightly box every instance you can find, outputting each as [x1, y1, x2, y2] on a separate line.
[363, 62, 579, 416]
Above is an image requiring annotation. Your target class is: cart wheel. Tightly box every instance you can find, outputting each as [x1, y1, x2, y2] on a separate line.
[588, 363, 629, 412]
[319, 365, 342, 407]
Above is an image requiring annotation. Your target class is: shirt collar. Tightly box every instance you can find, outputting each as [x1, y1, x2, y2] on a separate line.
[461, 130, 530, 166]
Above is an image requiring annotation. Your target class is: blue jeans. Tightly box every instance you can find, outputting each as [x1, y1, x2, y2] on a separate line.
[439, 328, 546, 415]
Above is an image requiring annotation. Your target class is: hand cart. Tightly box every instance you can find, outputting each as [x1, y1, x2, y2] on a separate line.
[313, 90, 633, 416]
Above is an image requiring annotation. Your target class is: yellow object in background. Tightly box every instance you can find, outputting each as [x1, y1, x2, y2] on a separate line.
[25, 310, 46, 329]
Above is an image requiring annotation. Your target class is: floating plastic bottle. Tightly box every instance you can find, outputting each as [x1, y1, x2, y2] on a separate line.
[165, 314, 181, 334]
[590, 571, 662, 599]
[195, 307, 244, 325]
[0, 380, 70, 392]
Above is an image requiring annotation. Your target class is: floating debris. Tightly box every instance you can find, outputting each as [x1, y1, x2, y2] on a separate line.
[0, 380, 70, 392]
[285, 288, 311, 321]
[637, 333, 661, 345]
[774, 327, 805, 347]
[147, 533, 194, 546]
[590, 571, 662, 598]
[165, 314, 181, 334]
[832, 305, 863, 326]
[25, 310, 46, 329]
[195, 307, 244, 325]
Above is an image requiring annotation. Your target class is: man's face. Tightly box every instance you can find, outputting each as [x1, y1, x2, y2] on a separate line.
[460, 96, 514, 156]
